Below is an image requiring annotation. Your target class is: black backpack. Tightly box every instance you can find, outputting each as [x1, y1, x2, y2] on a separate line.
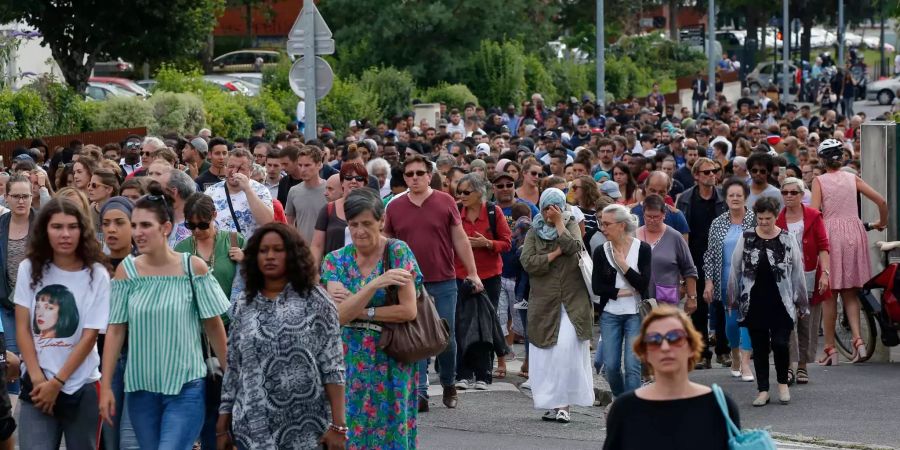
[459, 201, 498, 239]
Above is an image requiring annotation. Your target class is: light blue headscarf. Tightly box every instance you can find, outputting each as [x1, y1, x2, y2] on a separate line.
[531, 188, 573, 241]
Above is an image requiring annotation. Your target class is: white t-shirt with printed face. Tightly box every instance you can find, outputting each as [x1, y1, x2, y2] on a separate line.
[14, 260, 110, 394]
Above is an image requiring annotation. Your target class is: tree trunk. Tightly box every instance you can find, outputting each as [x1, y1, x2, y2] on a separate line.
[51, 46, 93, 95]
[668, 0, 678, 42]
[800, 14, 812, 66]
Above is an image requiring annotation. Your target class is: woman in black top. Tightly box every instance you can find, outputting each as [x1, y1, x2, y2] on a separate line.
[603, 306, 740, 450]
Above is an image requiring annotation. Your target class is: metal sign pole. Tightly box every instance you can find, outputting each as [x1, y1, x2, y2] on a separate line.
[302, 1, 317, 141]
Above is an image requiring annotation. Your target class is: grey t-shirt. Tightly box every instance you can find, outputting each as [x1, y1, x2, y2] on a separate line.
[640, 225, 698, 304]
[747, 183, 783, 211]
[285, 180, 326, 243]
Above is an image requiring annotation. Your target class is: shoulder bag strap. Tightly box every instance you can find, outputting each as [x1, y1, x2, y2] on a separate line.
[185, 253, 211, 356]
[711, 384, 741, 439]
[224, 188, 242, 235]
[381, 239, 399, 306]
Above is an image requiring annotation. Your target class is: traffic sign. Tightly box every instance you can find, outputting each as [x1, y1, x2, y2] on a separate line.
[289, 56, 334, 100]
[286, 2, 334, 57]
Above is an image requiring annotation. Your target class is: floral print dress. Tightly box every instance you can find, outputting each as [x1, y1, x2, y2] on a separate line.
[321, 240, 424, 450]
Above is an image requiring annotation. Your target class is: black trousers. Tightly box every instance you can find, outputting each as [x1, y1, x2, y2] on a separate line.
[749, 326, 792, 392]
[456, 276, 501, 383]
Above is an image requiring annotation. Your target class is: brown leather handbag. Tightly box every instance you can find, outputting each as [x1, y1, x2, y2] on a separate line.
[377, 239, 450, 363]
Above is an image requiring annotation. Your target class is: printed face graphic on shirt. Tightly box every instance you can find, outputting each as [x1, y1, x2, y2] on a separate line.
[33, 285, 80, 339]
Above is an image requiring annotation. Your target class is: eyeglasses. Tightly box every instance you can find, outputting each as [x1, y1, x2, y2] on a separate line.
[452, 153, 460, 158]
[89, 182, 108, 189]
[343, 175, 366, 183]
[642, 329, 688, 348]
[494, 182, 514, 189]
[750, 168, 769, 175]
[781, 190, 802, 196]
[697, 169, 719, 176]
[125, 142, 141, 149]
[456, 190, 473, 196]
[600, 221, 621, 228]
[404, 170, 428, 178]
[529, 171, 545, 178]
[644, 214, 665, 222]
[185, 221, 211, 231]
[141, 151, 153, 157]
[8, 193, 31, 202]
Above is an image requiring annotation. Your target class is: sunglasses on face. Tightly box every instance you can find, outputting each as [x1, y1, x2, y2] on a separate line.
[642, 329, 688, 348]
[494, 182, 514, 189]
[781, 190, 802, 196]
[529, 171, 545, 178]
[751, 168, 768, 175]
[404, 170, 428, 178]
[125, 142, 141, 149]
[456, 190, 474, 196]
[185, 221, 211, 231]
[89, 182, 108, 189]
[343, 175, 366, 183]
[697, 169, 719, 176]
[141, 151, 153, 157]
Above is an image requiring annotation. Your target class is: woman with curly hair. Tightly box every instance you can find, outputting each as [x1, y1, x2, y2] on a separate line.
[217, 222, 347, 450]
[321, 187, 422, 449]
[14, 198, 109, 448]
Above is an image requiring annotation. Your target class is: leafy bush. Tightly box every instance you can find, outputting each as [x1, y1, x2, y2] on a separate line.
[149, 92, 207, 136]
[360, 66, 415, 118]
[95, 97, 158, 131]
[419, 83, 478, 111]
[603, 55, 654, 101]
[548, 59, 593, 103]
[465, 40, 526, 109]
[523, 54, 558, 104]
[0, 88, 53, 140]
[153, 63, 216, 96]
[24, 76, 87, 134]
[242, 91, 291, 137]
[262, 57, 291, 94]
[201, 90, 253, 140]
[318, 76, 382, 136]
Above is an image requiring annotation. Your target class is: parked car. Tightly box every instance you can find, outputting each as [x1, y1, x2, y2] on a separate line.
[85, 82, 138, 101]
[202, 75, 253, 96]
[92, 58, 134, 77]
[866, 75, 900, 105]
[746, 61, 799, 94]
[211, 50, 281, 73]
[228, 72, 263, 87]
[89, 77, 150, 97]
[136, 79, 157, 92]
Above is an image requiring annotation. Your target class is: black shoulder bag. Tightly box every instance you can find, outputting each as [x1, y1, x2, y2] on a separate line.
[224, 188, 242, 235]
[187, 260, 223, 406]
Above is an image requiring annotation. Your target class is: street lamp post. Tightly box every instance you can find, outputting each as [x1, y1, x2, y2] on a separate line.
[596, 0, 605, 109]
[707, 0, 715, 103]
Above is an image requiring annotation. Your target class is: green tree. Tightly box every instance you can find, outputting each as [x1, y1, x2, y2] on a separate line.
[465, 41, 526, 109]
[523, 54, 558, 104]
[318, 0, 559, 86]
[359, 67, 416, 118]
[0, 0, 226, 93]
[318, 76, 382, 136]
[418, 83, 478, 111]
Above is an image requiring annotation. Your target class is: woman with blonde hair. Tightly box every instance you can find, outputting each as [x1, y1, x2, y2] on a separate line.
[604, 306, 739, 449]
[55, 187, 95, 232]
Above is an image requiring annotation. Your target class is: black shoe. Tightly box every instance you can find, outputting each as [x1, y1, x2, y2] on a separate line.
[716, 354, 732, 367]
[541, 409, 558, 421]
[442, 385, 458, 409]
[694, 357, 711, 370]
[418, 396, 429, 413]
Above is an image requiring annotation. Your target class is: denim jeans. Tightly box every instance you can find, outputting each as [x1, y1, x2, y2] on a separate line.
[103, 353, 139, 449]
[418, 280, 458, 397]
[19, 381, 101, 450]
[599, 312, 642, 397]
[127, 378, 206, 450]
[0, 308, 18, 395]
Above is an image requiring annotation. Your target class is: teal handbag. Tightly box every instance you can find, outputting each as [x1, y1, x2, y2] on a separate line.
[712, 384, 778, 450]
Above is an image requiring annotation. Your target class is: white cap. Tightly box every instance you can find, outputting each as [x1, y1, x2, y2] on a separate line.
[349, 120, 359, 128]
[475, 143, 491, 156]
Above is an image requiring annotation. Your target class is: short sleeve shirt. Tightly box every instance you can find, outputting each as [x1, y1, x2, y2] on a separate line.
[384, 190, 461, 283]
[205, 180, 273, 238]
[285, 180, 326, 243]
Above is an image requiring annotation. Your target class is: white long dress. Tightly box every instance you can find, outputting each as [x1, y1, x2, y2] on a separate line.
[529, 304, 595, 409]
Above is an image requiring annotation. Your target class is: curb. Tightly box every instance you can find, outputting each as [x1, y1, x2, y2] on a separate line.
[771, 433, 896, 450]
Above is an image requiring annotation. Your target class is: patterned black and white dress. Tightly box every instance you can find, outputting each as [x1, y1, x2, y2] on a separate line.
[219, 285, 345, 449]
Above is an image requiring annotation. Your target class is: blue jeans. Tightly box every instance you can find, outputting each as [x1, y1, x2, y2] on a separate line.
[0, 308, 18, 395]
[600, 312, 642, 397]
[103, 353, 139, 449]
[418, 280, 458, 396]
[127, 378, 206, 450]
[724, 306, 752, 351]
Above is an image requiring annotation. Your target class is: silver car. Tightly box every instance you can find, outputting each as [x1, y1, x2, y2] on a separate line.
[865, 75, 900, 105]
[746, 61, 799, 94]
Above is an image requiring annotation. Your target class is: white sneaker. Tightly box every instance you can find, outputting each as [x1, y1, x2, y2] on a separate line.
[474, 381, 488, 390]
[513, 300, 528, 310]
[520, 379, 531, 390]
[455, 379, 472, 390]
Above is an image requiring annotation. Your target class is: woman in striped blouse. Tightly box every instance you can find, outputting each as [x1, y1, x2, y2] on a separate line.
[99, 185, 230, 449]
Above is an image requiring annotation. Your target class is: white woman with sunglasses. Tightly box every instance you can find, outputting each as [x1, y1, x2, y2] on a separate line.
[516, 160, 543, 205]
[310, 162, 370, 266]
[174, 193, 245, 300]
[603, 306, 739, 450]
[776, 177, 829, 384]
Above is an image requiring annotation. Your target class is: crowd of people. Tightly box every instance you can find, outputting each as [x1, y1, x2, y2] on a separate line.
[0, 83, 887, 449]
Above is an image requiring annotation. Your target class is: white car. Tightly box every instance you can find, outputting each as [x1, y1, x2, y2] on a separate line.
[865, 74, 900, 105]
[202, 75, 254, 96]
[862, 36, 895, 53]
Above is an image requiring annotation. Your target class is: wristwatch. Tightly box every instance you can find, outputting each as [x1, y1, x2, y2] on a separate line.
[687, 294, 698, 301]
[367, 307, 376, 320]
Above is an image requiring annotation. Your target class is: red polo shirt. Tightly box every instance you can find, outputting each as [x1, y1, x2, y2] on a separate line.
[453, 203, 512, 280]
[384, 190, 461, 283]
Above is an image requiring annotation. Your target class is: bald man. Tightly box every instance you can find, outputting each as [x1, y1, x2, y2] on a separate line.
[325, 173, 343, 202]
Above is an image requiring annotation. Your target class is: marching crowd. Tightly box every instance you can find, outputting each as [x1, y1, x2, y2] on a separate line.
[0, 85, 888, 449]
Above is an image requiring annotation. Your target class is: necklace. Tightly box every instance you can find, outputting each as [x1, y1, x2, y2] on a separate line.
[192, 233, 216, 274]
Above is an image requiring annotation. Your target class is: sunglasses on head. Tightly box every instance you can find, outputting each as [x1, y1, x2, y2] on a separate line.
[404, 170, 428, 178]
[343, 175, 366, 183]
[642, 329, 688, 348]
[184, 221, 211, 231]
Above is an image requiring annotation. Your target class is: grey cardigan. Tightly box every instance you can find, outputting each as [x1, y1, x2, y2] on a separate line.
[0, 209, 36, 306]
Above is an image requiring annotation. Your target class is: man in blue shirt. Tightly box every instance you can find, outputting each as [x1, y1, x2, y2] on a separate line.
[631, 171, 690, 238]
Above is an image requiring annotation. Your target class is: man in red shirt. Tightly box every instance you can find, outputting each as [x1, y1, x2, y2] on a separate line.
[385, 155, 482, 411]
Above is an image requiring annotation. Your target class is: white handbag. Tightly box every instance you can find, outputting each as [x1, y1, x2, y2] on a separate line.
[578, 243, 603, 305]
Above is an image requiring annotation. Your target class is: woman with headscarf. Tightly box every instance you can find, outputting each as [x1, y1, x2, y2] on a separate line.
[519, 188, 594, 424]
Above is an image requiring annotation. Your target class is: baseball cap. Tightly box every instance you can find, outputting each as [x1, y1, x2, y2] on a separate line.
[438, 119, 448, 127]
[591, 127, 603, 135]
[766, 135, 782, 146]
[599, 180, 622, 199]
[594, 171, 611, 182]
[542, 131, 559, 141]
[491, 172, 515, 184]
[475, 143, 491, 156]
[189, 137, 208, 154]
[349, 120, 360, 128]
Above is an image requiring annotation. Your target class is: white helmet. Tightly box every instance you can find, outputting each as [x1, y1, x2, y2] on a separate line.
[817, 138, 844, 162]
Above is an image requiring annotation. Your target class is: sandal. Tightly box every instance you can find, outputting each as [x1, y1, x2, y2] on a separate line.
[555, 409, 571, 423]
[492, 367, 507, 379]
[541, 409, 558, 421]
[786, 368, 795, 386]
[796, 368, 809, 384]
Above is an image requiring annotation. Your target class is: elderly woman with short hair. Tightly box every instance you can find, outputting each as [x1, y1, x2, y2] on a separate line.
[520, 188, 594, 423]
[453, 173, 512, 389]
[592, 204, 652, 398]
[366, 157, 392, 198]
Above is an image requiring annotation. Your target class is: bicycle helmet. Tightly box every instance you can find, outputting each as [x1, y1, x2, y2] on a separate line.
[817, 138, 844, 162]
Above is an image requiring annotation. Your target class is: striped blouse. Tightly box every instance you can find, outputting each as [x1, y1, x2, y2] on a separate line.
[110, 252, 230, 395]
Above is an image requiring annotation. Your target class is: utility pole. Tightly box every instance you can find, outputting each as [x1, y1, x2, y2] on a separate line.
[707, 0, 716, 103]
[880, 0, 887, 77]
[597, 0, 605, 109]
[838, 0, 844, 67]
[782, 0, 790, 101]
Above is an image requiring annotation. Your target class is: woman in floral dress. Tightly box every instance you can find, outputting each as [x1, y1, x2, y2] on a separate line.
[321, 188, 423, 449]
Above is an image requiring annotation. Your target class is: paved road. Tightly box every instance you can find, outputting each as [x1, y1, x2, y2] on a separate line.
[418, 342, 900, 450]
